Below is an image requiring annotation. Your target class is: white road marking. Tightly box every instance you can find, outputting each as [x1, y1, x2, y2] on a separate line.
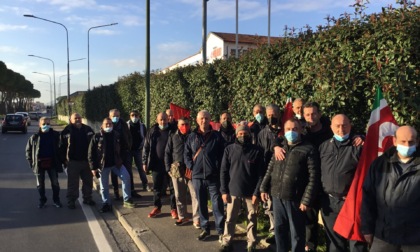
[78, 195, 113, 252]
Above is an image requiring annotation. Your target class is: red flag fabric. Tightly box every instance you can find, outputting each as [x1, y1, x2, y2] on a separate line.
[169, 103, 190, 120]
[282, 96, 294, 124]
[333, 88, 399, 241]
[209, 121, 221, 131]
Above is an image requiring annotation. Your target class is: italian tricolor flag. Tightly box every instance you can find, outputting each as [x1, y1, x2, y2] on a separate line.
[333, 87, 399, 241]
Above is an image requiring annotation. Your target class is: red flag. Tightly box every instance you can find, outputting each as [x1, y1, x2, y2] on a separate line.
[282, 96, 294, 124]
[169, 103, 190, 120]
[209, 121, 221, 131]
[333, 88, 399, 241]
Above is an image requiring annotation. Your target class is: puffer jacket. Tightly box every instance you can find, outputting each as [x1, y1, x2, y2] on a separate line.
[260, 140, 320, 207]
[361, 147, 420, 245]
[184, 128, 225, 180]
[164, 129, 189, 173]
[88, 130, 123, 170]
[25, 129, 63, 174]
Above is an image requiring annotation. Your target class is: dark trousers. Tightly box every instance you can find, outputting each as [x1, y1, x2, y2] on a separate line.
[36, 168, 60, 203]
[272, 198, 305, 252]
[305, 206, 319, 250]
[152, 170, 165, 208]
[192, 177, 225, 234]
[112, 150, 134, 192]
[66, 160, 93, 202]
[165, 174, 176, 210]
[321, 194, 368, 252]
[370, 237, 420, 252]
[127, 149, 148, 188]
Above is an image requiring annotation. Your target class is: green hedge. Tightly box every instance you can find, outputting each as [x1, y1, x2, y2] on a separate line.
[57, 4, 420, 132]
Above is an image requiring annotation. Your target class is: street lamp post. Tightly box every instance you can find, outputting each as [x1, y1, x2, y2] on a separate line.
[88, 23, 118, 91]
[28, 54, 56, 116]
[24, 14, 71, 118]
[34, 72, 52, 117]
[38, 80, 53, 111]
[58, 74, 70, 97]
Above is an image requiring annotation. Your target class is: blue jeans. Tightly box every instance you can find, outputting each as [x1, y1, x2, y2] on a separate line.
[192, 177, 225, 234]
[36, 168, 60, 203]
[272, 198, 305, 252]
[99, 165, 131, 204]
[128, 149, 148, 187]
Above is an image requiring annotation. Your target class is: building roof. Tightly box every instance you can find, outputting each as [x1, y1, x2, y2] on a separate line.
[211, 31, 282, 45]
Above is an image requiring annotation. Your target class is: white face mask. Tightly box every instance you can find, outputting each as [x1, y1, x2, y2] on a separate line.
[103, 127, 113, 133]
[131, 118, 139, 123]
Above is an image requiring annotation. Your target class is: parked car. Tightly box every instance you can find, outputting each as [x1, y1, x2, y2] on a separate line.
[15, 112, 31, 126]
[28, 112, 40, 121]
[2, 114, 27, 134]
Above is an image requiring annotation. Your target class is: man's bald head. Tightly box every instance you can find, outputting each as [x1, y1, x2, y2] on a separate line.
[394, 126, 417, 146]
[331, 114, 351, 137]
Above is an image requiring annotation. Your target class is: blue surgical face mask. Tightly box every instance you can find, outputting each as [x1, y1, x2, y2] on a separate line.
[111, 117, 119, 123]
[103, 127, 113, 133]
[159, 124, 168, 130]
[396, 144, 416, 157]
[255, 113, 264, 123]
[285, 131, 299, 143]
[334, 133, 350, 142]
[41, 125, 50, 132]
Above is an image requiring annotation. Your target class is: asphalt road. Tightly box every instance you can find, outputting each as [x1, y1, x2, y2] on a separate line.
[0, 124, 139, 252]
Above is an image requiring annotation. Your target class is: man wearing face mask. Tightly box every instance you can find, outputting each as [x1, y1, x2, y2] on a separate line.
[26, 117, 63, 208]
[293, 98, 306, 126]
[219, 111, 235, 146]
[60, 113, 95, 209]
[257, 103, 282, 243]
[127, 110, 149, 192]
[143, 112, 176, 218]
[88, 118, 134, 213]
[362, 125, 420, 252]
[260, 118, 320, 252]
[250, 104, 267, 145]
[166, 109, 178, 133]
[220, 123, 264, 252]
[319, 114, 367, 252]
[164, 117, 200, 227]
[109, 109, 137, 199]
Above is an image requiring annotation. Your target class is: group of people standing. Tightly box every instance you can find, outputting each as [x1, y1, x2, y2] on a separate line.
[25, 100, 420, 252]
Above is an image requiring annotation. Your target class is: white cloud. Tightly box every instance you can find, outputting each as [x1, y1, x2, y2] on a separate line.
[0, 46, 22, 53]
[0, 24, 28, 32]
[121, 15, 143, 27]
[35, 0, 97, 11]
[109, 59, 141, 68]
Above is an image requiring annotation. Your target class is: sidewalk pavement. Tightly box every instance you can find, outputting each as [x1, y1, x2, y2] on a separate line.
[92, 170, 275, 252]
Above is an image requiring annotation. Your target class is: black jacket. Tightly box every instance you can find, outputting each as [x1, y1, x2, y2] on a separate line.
[260, 140, 320, 207]
[361, 147, 420, 245]
[220, 140, 264, 197]
[127, 120, 146, 151]
[219, 124, 235, 147]
[113, 119, 132, 151]
[303, 116, 333, 149]
[60, 124, 95, 162]
[250, 118, 268, 145]
[184, 128, 225, 179]
[319, 136, 362, 197]
[142, 124, 170, 172]
[164, 130, 189, 173]
[88, 130, 123, 170]
[257, 125, 282, 167]
[26, 129, 63, 174]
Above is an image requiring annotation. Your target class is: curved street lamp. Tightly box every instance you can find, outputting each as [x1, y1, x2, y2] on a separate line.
[24, 14, 71, 117]
[28, 54, 56, 115]
[88, 23, 118, 91]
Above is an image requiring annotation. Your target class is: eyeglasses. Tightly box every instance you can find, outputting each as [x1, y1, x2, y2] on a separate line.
[41, 123, 50, 126]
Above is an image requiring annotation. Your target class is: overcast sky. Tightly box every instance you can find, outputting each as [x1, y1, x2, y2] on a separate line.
[0, 0, 398, 104]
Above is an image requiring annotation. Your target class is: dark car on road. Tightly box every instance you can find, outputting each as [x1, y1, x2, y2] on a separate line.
[28, 112, 40, 121]
[1, 114, 27, 134]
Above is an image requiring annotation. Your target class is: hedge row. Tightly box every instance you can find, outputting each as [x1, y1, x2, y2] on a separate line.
[57, 4, 420, 133]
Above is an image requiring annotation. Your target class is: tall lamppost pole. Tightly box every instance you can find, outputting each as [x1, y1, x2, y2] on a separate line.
[24, 14, 70, 118]
[202, 0, 208, 64]
[34, 72, 52, 117]
[28, 54, 56, 115]
[88, 23, 118, 91]
[38, 80, 53, 110]
[145, 0, 150, 127]
[59, 74, 71, 97]
[268, 0, 271, 45]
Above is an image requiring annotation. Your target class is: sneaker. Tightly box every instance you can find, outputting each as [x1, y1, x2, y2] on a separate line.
[265, 233, 275, 244]
[193, 221, 201, 229]
[175, 218, 190, 226]
[143, 185, 152, 192]
[197, 230, 210, 241]
[53, 201, 63, 208]
[131, 191, 142, 198]
[124, 199, 135, 208]
[100, 204, 111, 213]
[67, 201, 76, 209]
[148, 207, 161, 218]
[171, 209, 178, 219]
[38, 201, 46, 209]
[219, 243, 232, 252]
[82, 199, 96, 206]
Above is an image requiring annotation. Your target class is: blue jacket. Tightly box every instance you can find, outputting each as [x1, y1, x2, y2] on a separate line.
[184, 128, 225, 179]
